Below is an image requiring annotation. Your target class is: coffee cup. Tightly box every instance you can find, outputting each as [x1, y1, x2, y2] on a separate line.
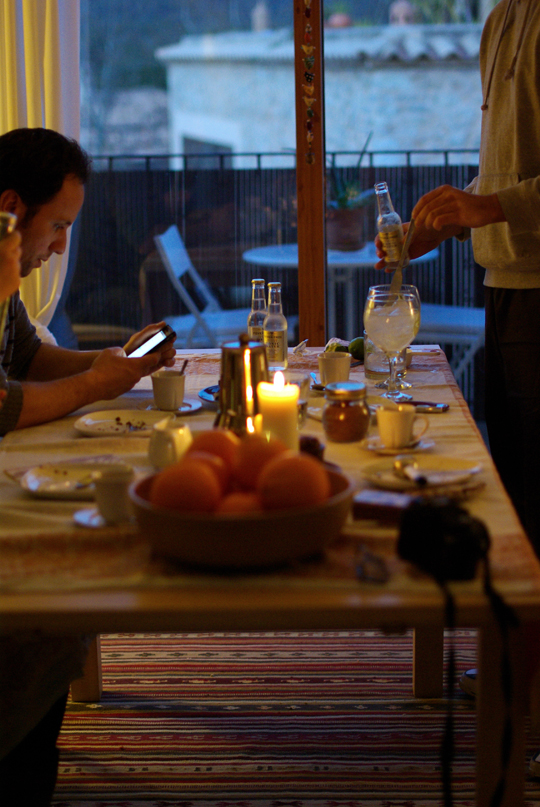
[152, 369, 185, 411]
[318, 352, 351, 385]
[376, 404, 429, 449]
[93, 464, 135, 524]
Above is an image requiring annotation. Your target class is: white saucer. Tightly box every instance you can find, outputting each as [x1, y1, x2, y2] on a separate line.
[360, 436, 435, 456]
[73, 507, 106, 528]
[146, 397, 202, 415]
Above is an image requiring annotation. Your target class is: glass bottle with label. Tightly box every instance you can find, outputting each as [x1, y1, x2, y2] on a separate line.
[263, 281, 288, 370]
[247, 278, 267, 342]
[375, 181, 404, 270]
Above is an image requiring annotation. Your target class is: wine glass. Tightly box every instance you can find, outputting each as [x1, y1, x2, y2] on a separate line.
[367, 283, 421, 390]
[363, 289, 420, 402]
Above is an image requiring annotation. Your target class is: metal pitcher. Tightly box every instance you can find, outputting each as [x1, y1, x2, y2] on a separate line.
[214, 333, 269, 433]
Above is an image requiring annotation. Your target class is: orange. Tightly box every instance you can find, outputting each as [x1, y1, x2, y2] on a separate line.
[216, 491, 262, 514]
[185, 450, 231, 494]
[187, 429, 241, 473]
[232, 433, 288, 490]
[257, 452, 331, 510]
[150, 457, 222, 513]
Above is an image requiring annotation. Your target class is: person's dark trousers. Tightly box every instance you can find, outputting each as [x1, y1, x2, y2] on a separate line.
[0, 691, 68, 806]
[485, 286, 540, 556]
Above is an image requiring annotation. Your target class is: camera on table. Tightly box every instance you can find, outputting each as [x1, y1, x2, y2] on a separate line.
[397, 496, 490, 583]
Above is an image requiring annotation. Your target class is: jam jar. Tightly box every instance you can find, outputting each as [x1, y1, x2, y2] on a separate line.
[322, 381, 370, 443]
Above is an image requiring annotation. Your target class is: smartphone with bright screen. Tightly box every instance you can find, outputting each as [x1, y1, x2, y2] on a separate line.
[129, 326, 176, 358]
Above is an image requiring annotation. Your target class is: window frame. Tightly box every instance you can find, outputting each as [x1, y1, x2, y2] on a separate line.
[294, 0, 327, 347]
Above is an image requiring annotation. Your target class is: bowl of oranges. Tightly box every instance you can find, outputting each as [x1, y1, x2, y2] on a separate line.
[129, 428, 354, 570]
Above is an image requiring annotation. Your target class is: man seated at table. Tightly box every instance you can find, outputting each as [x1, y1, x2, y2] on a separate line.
[0, 128, 174, 804]
[0, 127, 175, 436]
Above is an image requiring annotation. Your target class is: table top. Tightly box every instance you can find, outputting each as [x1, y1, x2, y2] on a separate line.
[243, 243, 439, 269]
[1, 347, 539, 634]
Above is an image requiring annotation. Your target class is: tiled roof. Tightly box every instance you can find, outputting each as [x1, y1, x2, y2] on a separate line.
[156, 23, 482, 65]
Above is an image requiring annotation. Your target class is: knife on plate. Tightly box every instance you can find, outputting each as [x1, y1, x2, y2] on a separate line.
[409, 401, 449, 413]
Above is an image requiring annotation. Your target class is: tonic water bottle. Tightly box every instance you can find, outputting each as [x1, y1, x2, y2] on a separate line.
[263, 281, 288, 370]
[375, 181, 404, 270]
[247, 278, 267, 342]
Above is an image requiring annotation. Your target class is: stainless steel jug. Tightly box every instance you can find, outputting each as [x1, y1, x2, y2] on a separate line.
[214, 334, 269, 433]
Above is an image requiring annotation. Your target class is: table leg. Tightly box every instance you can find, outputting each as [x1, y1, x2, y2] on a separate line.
[413, 626, 444, 697]
[476, 623, 526, 807]
[70, 635, 103, 702]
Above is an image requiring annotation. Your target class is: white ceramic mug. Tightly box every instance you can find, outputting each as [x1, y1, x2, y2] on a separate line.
[318, 352, 351, 385]
[93, 464, 135, 524]
[148, 417, 192, 469]
[152, 369, 186, 411]
[376, 404, 429, 449]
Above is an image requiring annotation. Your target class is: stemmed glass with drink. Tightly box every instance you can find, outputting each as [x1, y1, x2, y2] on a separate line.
[363, 287, 421, 402]
[366, 283, 421, 390]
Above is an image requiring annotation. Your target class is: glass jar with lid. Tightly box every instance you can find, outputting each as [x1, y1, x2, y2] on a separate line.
[322, 381, 370, 443]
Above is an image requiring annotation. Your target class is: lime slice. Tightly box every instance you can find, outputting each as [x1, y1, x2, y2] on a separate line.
[348, 336, 364, 361]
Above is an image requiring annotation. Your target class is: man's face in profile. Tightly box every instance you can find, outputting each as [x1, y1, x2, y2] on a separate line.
[18, 175, 84, 277]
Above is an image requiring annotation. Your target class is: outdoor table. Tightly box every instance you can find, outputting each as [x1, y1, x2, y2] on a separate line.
[242, 243, 439, 339]
[0, 347, 538, 807]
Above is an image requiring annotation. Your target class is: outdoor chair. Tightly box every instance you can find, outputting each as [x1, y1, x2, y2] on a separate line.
[417, 302, 485, 386]
[153, 225, 253, 348]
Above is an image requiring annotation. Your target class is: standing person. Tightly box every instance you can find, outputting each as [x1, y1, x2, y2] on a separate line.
[0, 127, 175, 805]
[376, 0, 540, 773]
[377, 0, 540, 553]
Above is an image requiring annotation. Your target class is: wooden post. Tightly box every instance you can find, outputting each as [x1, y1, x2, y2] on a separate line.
[294, 0, 327, 347]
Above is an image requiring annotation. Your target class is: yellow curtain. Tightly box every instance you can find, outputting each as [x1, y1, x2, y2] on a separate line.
[0, 0, 80, 327]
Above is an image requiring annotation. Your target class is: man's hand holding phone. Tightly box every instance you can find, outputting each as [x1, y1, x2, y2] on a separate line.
[125, 322, 176, 365]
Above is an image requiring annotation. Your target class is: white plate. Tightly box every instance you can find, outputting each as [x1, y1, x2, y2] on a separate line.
[360, 436, 435, 456]
[362, 455, 482, 491]
[73, 507, 106, 528]
[146, 397, 202, 415]
[20, 460, 134, 500]
[74, 410, 169, 437]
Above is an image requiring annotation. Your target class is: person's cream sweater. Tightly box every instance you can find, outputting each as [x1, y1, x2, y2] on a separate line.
[470, 0, 540, 288]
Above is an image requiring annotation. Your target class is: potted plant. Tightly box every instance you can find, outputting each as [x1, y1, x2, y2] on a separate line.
[326, 131, 375, 251]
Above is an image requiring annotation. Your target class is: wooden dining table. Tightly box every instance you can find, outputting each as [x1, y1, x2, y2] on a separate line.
[1, 346, 539, 807]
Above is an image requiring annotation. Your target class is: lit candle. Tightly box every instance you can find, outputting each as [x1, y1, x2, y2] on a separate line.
[257, 371, 300, 451]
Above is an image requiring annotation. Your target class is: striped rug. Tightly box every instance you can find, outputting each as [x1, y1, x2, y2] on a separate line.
[52, 630, 540, 806]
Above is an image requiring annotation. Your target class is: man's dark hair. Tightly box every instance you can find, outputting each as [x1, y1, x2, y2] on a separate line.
[0, 128, 92, 214]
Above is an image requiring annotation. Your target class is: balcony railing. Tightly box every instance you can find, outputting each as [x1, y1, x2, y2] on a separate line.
[59, 149, 484, 416]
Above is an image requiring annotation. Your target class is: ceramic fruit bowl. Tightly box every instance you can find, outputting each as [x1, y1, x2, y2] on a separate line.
[129, 469, 354, 570]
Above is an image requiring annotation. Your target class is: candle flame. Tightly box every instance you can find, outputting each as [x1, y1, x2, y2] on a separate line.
[246, 416, 255, 433]
[273, 371, 285, 389]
